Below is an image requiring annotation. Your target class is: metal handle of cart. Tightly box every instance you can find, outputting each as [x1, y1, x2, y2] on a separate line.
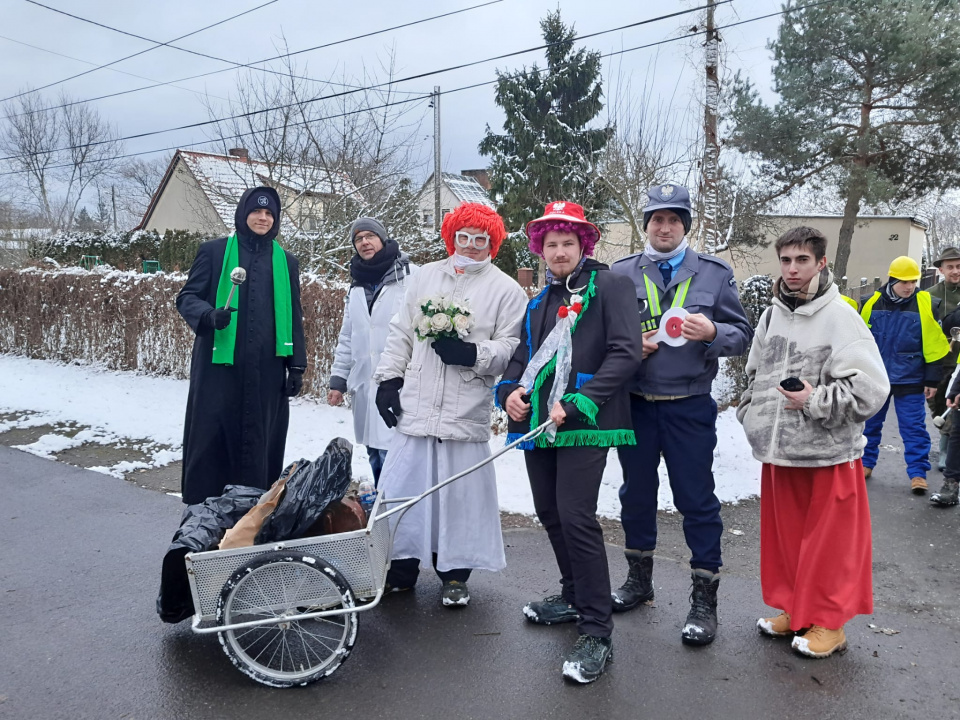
[192, 419, 554, 635]
[374, 419, 555, 523]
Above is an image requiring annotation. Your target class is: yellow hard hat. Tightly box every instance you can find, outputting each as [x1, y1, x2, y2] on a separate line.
[888, 256, 921, 281]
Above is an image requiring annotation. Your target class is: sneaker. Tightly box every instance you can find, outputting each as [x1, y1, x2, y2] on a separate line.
[791, 625, 847, 658]
[911, 477, 928, 495]
[523, 594, 580, 625]
[561, 635, 613, 684]
[863, 467, 873, 479]
[757, 611, 792, 637]
[681, 569, 719, 646]
[931, 479, 960, 506]
[611, 550, 654, 612]
[440, 580, 470, 607]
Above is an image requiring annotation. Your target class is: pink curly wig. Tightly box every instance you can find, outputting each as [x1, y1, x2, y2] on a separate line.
[527, 219, 599, 258]
[440, 203, 507, 258]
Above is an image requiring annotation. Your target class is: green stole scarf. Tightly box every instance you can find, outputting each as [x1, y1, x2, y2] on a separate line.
[212, 233, 294, 365]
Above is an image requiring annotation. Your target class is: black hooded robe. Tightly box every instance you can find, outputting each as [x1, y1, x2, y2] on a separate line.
[175, 187, 307, 505]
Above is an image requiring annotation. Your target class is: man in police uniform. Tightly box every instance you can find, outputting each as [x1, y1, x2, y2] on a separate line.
[610, 183, 753, 646]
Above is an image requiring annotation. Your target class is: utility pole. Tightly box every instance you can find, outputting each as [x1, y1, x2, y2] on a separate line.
[111, 184, 117, 231]
[433, 86, 442, 234]
[699, 0, 720, 253]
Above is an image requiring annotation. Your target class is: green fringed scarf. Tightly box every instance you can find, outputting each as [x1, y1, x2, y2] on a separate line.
[525, 272, 637, 449]
[212, 233, 294, 365]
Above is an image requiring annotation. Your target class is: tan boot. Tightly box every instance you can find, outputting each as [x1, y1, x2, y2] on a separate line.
[863, 467, 873, 479]
[757, 611, 792, 637]
[911, 477, 928, 494]
[791, 625, 847, 658]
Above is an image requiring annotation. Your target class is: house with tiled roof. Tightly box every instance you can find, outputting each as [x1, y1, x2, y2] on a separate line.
[417, 170, 494, 228]
[138, 148, 359, 237]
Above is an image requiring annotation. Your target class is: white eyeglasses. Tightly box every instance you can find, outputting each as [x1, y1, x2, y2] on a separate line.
[454, 231, 490, 250]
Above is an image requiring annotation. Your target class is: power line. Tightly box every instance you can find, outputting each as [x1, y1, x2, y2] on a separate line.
[5, 0, 504, 114]
[0, 1, 733, 161]
[3, 0, 278, 104]
[0, 0, 839, 176]
[0, 34, 233, 104]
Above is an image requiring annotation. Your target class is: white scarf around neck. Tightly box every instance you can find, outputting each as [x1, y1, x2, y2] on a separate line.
[644, 237, 689, 263]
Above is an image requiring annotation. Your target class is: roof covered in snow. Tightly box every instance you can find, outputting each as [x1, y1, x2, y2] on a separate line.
[419, 172, 495, 208]
[139, 150, 358, 232]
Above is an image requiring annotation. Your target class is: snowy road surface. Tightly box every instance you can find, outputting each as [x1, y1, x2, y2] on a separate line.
[0, 354, 760, 515]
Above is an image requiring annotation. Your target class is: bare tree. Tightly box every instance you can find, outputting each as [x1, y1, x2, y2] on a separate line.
[117, 154, 171, 228]
[1, 90, 123, 230]
[203, 46, 433, 275]
[593, 52, 699, 256]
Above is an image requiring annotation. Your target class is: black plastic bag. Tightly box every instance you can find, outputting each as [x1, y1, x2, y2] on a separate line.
[156, 484, 264, 624]
[256, 437, 353, 544]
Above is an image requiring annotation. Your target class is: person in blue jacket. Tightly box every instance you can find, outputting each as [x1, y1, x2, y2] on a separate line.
[609, 183, 753, 647]
[860, 256, 949, 495]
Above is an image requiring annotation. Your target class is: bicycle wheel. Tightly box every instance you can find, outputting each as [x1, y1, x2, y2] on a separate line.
[216, 551, 359, 687]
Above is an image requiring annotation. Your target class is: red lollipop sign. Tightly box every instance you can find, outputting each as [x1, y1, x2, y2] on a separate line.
[664, 315, 684, 338]
[650, 307, 689, 347]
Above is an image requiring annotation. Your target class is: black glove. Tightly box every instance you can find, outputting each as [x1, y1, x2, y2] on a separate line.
[206, 307, 237, 330]
[432, 337, 478, 367]
[376, 377, 404, 428]
[285, 368, 304, 397]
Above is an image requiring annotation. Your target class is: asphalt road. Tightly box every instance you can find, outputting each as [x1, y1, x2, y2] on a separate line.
[2, 411, 960, 720]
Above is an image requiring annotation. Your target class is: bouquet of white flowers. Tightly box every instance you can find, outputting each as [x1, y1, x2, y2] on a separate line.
[413, 296, 474, 341]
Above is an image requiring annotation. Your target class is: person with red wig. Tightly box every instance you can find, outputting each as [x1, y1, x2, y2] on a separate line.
[373, 202, 529, 607]
[496, 201, 643, 683]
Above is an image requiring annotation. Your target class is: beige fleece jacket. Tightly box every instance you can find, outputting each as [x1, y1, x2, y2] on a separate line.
[736, 284, 890, 467]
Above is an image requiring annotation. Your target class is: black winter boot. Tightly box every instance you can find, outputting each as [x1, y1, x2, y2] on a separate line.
[931, 478, 960, 506]
[611, 549, 654, 612]
[681, 569, 719, 646]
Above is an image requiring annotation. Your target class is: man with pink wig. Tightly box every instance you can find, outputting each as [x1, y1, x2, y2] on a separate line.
[496, 201, 643, 683]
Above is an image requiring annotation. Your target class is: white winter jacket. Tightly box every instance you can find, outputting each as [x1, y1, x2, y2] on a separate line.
[330, 256, 416, 449]
[374, 255, 529, 442]
[736, 284, 890, 467]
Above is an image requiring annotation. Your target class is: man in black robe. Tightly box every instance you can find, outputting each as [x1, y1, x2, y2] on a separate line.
[176, 186, 307, 504]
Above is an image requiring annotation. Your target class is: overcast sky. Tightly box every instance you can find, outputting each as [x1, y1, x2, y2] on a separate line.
[0, 0, 781, 186]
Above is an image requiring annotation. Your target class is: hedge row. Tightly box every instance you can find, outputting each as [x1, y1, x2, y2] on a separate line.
[35, 229, 207, 272]
[0, 267, 346, 397]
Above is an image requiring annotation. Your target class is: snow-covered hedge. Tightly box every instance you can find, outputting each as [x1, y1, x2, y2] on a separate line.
[715, 274, 774, 407]
[33, 229, 207, 272]
[0, 266, 346, 397]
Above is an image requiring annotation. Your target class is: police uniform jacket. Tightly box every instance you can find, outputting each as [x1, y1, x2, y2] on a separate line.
[611, 249, 753, 397]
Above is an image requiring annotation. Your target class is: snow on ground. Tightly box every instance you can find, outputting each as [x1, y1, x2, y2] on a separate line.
[0, 355, 760, 517]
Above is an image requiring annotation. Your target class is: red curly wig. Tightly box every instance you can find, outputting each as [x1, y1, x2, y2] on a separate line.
[440, 202, 507, 258]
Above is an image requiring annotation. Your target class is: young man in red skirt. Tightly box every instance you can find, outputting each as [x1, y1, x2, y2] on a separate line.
[737, 227, 890, 658]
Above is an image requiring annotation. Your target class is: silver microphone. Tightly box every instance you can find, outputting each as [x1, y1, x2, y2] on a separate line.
[223, 267, 247, 309]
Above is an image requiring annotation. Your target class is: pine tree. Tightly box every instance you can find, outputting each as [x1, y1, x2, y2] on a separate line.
[729, 0, 960, 280]
[479, 10, 612, 275]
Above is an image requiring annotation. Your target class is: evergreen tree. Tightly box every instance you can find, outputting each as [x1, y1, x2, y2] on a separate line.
[729, 0, 960, 280]
[74, 207, 97, 232]
[479, 10, 612, 275]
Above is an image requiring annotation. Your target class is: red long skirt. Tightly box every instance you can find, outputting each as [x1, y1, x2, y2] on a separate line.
[760, 460, 873, 631]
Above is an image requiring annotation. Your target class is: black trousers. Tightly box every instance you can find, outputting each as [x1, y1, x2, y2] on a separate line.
[386, 555, 471, 588]
[525, 445, 613, 638]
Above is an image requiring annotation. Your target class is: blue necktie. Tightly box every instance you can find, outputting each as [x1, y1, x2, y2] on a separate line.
[659, 261, 672, 286]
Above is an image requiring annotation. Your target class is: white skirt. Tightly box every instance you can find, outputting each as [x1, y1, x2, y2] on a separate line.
[379, 433, 506, 573]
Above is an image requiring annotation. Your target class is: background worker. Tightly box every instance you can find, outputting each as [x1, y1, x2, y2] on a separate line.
[927, 247, 960, 471]
[860, 256, 950, 494]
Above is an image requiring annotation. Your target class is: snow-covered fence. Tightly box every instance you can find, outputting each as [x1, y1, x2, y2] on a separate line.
[0, 267, 346, 397]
